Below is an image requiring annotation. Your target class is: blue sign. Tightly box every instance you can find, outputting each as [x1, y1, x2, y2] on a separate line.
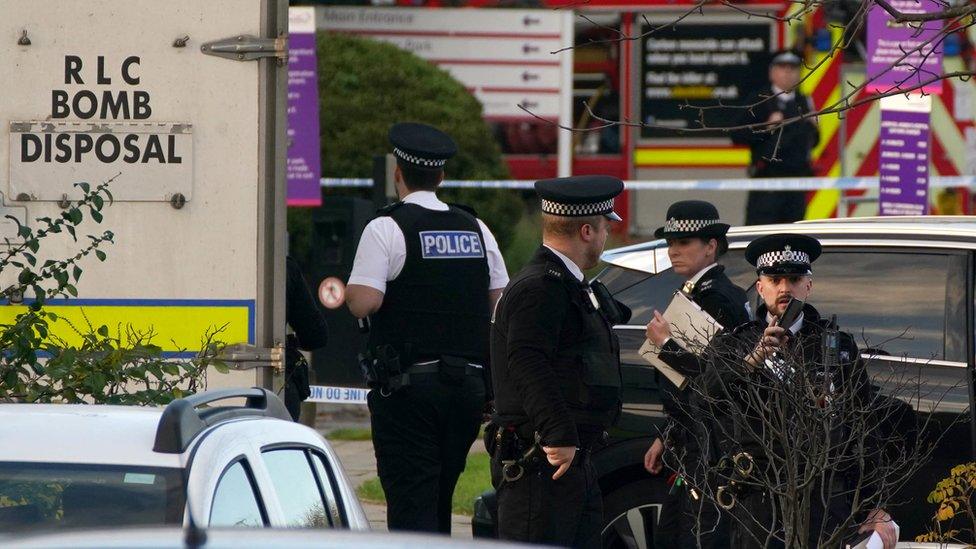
[419, 231, 485, 259]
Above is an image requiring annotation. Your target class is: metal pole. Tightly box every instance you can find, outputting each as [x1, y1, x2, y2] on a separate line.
[371, 154, 387, 209]
[557, 11, 574, 177]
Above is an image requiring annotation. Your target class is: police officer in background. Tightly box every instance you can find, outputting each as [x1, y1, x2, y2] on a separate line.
[489, 175, 628, 548]
[345, 123, 509, 533]
[731, 50, 819, 225]
[284, 255, 329, 421]
[642, 201, 749, 548]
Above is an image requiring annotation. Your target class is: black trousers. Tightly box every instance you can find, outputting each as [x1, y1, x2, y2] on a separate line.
[744, 190, 808, 226]
[491, 450, 603, 548]
[368, 374, 484, 533]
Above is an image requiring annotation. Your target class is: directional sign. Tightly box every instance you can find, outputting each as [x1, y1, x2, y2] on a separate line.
[316, 7, 572, 122]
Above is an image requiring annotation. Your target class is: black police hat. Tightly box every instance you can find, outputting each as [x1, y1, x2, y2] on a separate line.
[388, 122, 457, 171]
[535, 175, 624, 221]
[770, 49, 802, 67]
[654, 200, 730, 240]
[745, 233, 822, 276]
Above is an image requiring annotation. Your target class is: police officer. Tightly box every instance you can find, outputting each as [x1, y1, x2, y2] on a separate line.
[489, 175, 627, 548]
[731, 50, 820, 225]
[345, 123, 509, 533]
[642, 201, 750, 549]
[284, 255, 329, 421]
[706, 234, 896, 549]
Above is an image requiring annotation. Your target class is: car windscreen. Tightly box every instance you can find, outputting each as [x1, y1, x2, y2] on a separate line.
[0, 462, 185, 532]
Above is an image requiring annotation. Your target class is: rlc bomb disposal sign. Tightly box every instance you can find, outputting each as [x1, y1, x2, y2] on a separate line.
[9, 55, 192, 201]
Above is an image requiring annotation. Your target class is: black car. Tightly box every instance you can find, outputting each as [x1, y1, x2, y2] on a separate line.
[475, 217, 975, 547]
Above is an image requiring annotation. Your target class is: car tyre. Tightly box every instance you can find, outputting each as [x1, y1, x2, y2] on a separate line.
[601, 476, 668, 549]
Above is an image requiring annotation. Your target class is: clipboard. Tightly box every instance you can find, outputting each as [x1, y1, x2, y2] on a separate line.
[639, 291, 724, 390]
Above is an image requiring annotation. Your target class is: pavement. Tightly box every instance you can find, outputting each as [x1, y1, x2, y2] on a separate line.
[326, 437, 474, 538]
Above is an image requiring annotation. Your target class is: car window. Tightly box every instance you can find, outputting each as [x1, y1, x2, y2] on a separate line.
[0, 462, 184, 532]
[612, 247, 966, 362]
[209, 460, 265, 528]
[261, 449, 331, 528]
[310, 452, 345, 527]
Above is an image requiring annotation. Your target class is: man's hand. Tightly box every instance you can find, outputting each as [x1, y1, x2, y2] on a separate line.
[767, 111, 784, 124]
[643, 437, 665, 474]
[746, 319, 788, 366]
[858, 508, 897, 549]
[646, 311, 671, 347]
[543, 446, 577, 480]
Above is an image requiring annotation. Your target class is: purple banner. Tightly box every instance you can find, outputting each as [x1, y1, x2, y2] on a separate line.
[287, 8, 322, 207]
[878, 102, 930, 216]
[866, 0, 943, 94]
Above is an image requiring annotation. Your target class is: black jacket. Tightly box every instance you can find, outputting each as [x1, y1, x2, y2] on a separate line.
[730, 86, 820, 177]
[705, 304, 885, 507]
[702, 303, 896, 543]
[658, 265, 750, 453]
[490, 247, 621, 448]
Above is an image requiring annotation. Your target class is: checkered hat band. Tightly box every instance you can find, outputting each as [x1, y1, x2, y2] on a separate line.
[758, 249, 811, 269]
[541, 198, 614, 217]
[663, 218, 721, 233]
[393, 147, 447, 168]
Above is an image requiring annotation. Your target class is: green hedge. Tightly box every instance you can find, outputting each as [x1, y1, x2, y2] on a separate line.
[314, 31, 523, 252]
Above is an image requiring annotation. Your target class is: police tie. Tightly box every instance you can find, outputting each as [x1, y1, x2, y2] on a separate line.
[681, 281, 695, 295]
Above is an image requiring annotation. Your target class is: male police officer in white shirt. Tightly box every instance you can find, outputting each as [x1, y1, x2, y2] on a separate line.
[346, 122, 508, 534]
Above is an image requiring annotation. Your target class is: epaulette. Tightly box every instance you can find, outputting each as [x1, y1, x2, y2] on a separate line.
[447, 202, 478, 218]
[376, 201, 405, 216]
[544, 262, 565, 281]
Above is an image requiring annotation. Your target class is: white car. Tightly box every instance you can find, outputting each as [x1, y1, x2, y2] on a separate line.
[0, 388, 369, 532]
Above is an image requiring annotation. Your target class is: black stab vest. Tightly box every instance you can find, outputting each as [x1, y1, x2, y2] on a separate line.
[368, 203, 490, 365]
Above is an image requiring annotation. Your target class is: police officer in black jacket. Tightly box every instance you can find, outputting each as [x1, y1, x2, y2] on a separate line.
[705, 234, 897, 549]
[489, 175, 627, 548]
[345, 123, 509, 534]
[284, 255, 329, 421]
[731, 50, 820, 225]
[642, 201, 750, 548]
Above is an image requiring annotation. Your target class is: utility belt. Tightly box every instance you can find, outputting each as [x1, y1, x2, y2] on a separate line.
[359, 344, 482, 396]
[485, 421, 604, 482]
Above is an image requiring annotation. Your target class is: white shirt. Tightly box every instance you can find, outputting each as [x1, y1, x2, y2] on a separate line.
[687, 263, 718, 288]
[543, 245, 584, 282]
[348, 191, 509, 293]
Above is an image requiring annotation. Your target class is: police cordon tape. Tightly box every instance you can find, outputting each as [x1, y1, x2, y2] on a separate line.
[322, 176, 976, 191]
[308, 385, 370, 405]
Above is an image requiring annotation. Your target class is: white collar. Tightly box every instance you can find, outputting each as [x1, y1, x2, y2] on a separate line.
[687, 263, 718, 287]
[544, 245, 585, 282]
[767, 311, 804, 334]
[772, 85, 795, 103]
[401, 190, 449, 211]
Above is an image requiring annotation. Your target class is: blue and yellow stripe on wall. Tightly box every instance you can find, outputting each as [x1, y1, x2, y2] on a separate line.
[0, 299, 255, 359]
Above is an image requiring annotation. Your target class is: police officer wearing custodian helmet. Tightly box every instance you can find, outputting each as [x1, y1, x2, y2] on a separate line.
[346, 123, 509, 533]
[489, 175, 629, 548]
